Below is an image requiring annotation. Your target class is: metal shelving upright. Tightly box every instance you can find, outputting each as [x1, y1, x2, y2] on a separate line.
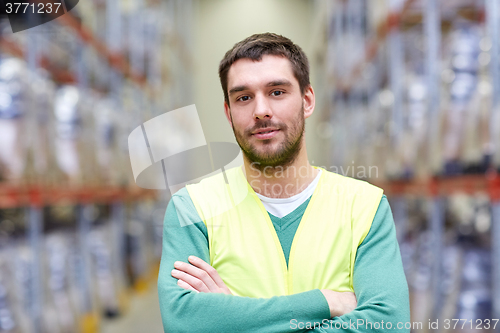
[324, 1, 500, 331]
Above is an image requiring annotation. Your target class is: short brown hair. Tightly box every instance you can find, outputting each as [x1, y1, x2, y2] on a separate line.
[219, 33, 310, 106]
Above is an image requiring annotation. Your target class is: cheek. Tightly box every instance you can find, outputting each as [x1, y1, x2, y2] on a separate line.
[272, 100, 302, 122]
[231, 116, 250, 133]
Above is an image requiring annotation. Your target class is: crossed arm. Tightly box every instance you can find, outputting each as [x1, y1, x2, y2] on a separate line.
[171, 255, 357, 319]
[157, 189, 410, 332]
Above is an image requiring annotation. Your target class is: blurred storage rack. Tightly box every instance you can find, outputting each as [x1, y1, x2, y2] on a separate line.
[317, 0, 500, 332]
[0, 1, 193, 333]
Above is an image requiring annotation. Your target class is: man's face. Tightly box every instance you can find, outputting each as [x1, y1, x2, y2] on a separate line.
[224, 54, 312, 169]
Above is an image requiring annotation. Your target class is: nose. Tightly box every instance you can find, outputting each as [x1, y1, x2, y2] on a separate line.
[253, 94, 273, 120]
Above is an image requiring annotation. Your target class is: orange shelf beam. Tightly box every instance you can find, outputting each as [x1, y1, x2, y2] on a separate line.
[374, 172, 500, 202]
[0, 184, 157, 209]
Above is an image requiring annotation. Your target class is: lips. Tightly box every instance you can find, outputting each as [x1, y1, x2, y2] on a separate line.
[252, 128, 280, 140]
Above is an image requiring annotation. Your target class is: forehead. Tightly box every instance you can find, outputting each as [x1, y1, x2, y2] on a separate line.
[227, 54, 297, 89]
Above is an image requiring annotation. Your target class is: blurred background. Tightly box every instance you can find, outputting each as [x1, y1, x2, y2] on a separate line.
[0, 0, 499, 332]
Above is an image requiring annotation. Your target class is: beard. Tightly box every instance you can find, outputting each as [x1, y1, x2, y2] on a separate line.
[230, 104, 305, 172]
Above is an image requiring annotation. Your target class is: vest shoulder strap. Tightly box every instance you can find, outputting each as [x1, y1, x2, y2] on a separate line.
[322, 171, 383, 288]
[186, 166, 248, 224]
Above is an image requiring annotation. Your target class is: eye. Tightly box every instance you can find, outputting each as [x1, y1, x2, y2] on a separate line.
[237, 95, 251, 102]
[271, 90, 284, 97]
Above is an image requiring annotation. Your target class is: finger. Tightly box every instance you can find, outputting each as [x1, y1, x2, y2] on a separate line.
[171, 269, 210, 293]
[187, 256, 228, 291]
[177, 279, 199, 293]
[174, 260, 219, 292]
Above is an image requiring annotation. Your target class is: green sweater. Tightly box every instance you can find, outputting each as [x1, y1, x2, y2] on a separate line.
[158, 188, 410, 332]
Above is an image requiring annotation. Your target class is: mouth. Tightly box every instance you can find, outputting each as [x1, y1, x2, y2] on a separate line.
[252, 129, 280, 140]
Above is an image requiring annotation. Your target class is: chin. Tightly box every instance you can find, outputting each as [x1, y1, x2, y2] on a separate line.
[254, 147, 281, 158]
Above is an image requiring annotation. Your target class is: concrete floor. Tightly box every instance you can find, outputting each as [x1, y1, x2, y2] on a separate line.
[101, 286, 164, 333]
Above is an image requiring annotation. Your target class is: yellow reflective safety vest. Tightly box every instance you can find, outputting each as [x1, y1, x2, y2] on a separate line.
[186, 165, 383, 298]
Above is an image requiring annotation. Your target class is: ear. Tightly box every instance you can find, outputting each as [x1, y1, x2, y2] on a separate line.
[224, 100, 233, 127]
[303, 85, 315, 119]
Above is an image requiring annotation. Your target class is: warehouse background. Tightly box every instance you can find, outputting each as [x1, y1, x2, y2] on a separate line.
[0, 0, 499, 332]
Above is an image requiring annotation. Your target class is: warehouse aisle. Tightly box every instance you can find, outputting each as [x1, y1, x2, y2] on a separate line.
[102, 287, 163, 333]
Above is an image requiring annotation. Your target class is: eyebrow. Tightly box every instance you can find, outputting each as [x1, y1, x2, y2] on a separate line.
[266, 80, 292, 88]
[228, 79, 293, 96]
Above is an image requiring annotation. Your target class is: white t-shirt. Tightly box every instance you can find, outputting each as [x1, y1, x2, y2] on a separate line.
[255, 169, 322, 218]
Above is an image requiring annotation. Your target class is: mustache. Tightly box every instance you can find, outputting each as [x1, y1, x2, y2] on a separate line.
[245, 120, 287, 136]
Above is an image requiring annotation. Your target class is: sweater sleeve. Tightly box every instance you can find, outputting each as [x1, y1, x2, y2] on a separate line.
[310, 195, 411, 332]
[157, 187, 331, 333]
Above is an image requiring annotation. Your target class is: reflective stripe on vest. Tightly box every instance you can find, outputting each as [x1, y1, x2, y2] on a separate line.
[186, 165, 383, 298]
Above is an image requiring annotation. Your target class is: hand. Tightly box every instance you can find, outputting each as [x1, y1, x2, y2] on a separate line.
[171, 256, 232, 295]
[320, 290, 357, 318]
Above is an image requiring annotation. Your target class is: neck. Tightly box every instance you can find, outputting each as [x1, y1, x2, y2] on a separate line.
[241, 144, 319, 199]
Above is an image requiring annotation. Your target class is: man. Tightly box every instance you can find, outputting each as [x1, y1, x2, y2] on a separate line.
[158, 33, 410, 332]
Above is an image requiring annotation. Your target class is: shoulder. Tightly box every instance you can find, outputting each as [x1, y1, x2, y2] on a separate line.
[357, 195, 399, 255]
[166, 187, 204, 227]
[367, 195, 394, 234]
[184, 166, 248, 221]
[171, 186, 191, 200]
[186, 166, 249, 200]
[186, 166, 241, 193]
